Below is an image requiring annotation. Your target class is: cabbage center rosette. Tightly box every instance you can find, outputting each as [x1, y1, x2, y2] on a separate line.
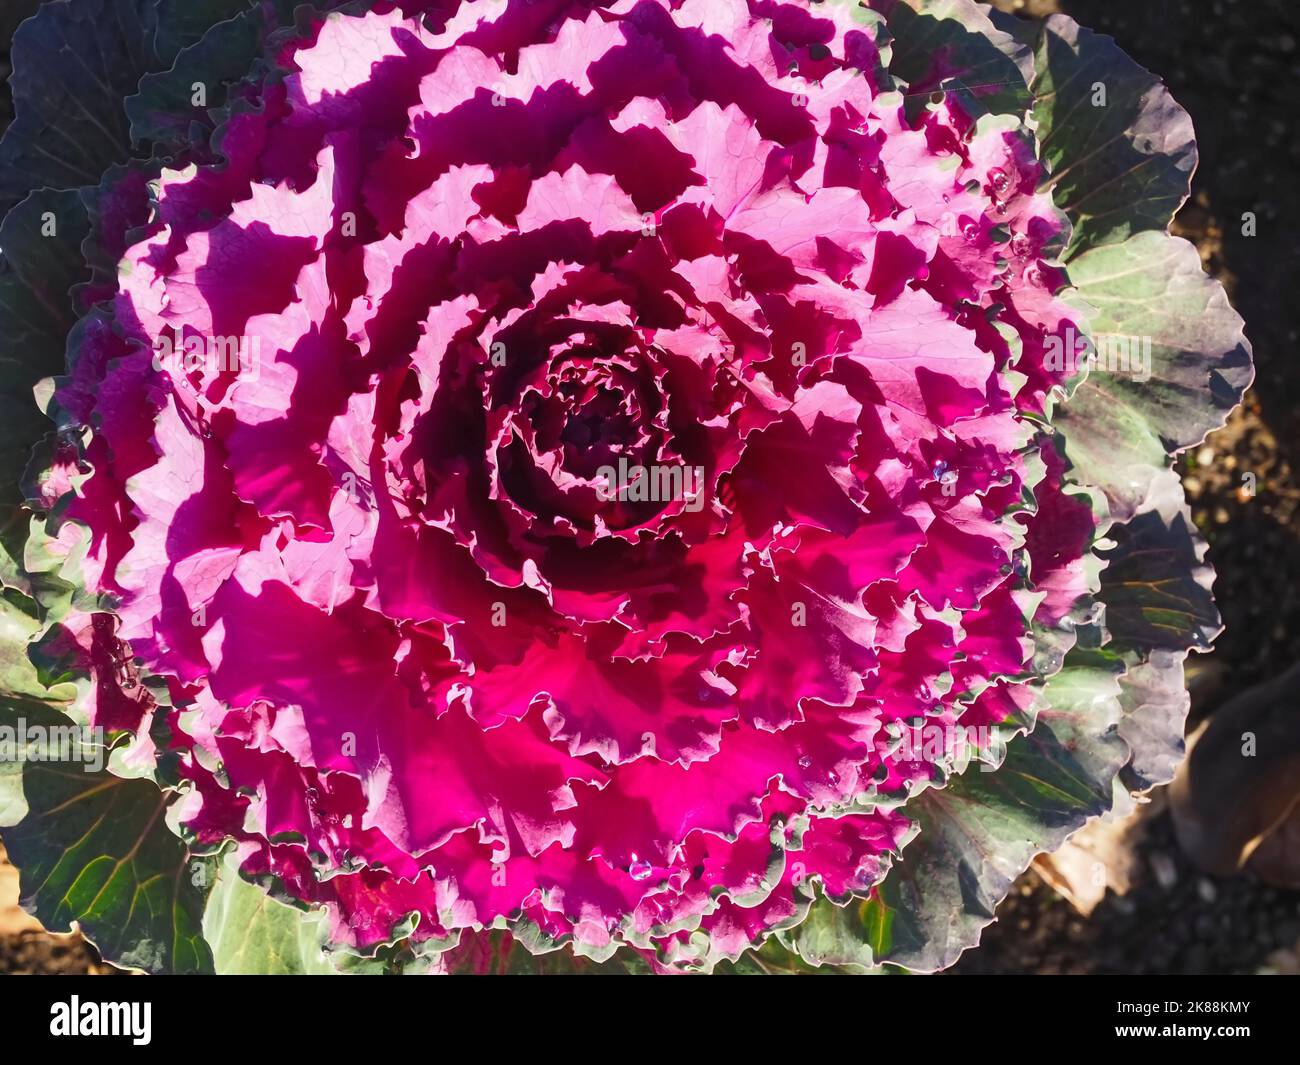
[43, 0, 1099, 969]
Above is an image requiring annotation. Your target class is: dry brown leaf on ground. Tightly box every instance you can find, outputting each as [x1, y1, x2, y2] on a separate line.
[0, 842, 39, 935]
[1032, 793, 1157, 915]
[1172, 662, 1300, 887]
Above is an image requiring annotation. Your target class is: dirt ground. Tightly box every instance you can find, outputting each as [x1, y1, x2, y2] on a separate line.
[0, 842, 121, 975]
[1, 0, 1298, 975]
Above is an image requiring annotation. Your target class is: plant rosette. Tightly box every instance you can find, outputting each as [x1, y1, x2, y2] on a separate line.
[0, 0, 1250, 974]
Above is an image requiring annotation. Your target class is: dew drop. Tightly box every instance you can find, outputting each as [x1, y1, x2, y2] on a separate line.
[797, 754, 813, 770]
[989, 167, 1011, 194]
[931, 459, 949, 480]
[1010, 232, 1033, 258]
[962, 221, 980, 243]
[629, 856, 653, 880]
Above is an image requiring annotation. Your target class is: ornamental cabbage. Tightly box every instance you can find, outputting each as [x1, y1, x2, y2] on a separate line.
[0, 0, 1250, 974]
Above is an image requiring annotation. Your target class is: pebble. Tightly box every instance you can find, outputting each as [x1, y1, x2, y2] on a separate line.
[1150, 851, 1178, 890]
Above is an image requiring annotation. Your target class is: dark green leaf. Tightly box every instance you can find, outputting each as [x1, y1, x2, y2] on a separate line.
[0, 189, 91, 520]
[153, 0, 259, 64]
[0, 738, 213, 973]
[0, 0, 160, 211]
[1098, 468, 1219, 653]
[1028, 14, 1196, 256]
[878, 0, 1033, 120]
[129, 5, 287, 153]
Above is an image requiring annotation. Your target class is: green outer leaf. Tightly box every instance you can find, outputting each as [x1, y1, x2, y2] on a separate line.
[776, 891, 885, 973]
[0, 0, 160, 211]
[0, 0, 314, 210]
[0, 743, 24, 826]
[0, 186, 93, 374]
[1098, 467, 1218, 654]
[128, 1, 316, 153]
[1055, 232, 1252, 521]
[0, 189, 92, 522]
[1114, 648, 1189, 793]
[0, 741, 213, 974]
[153, 0, 260, 63]
[875, 0, 1033, 119]
[129, 11, 269, 152]
[788, 654, 1125, 971]
[202, 850, 341, 974]
[0, 588, 77, 706]
[1028, 14, 1196, 257]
